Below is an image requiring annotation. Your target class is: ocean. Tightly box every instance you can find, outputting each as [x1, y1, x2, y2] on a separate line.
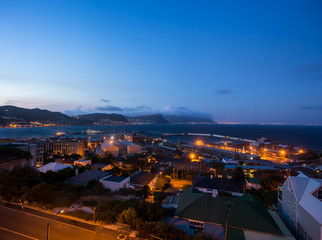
[0, 124, 321, 150]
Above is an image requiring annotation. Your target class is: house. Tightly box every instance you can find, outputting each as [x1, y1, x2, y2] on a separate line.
[65, 169, 108, 185]
[246, 178, 262, 190]
[170, 187, 294, 240]
[99, 140, 120, 157]
[278, 173, 322, 240]
[193, 175, 244, 196]
[37, 162, 73, 173]
[130, 171, 157, 189]
[99, 175, 130, 192]
[73, 159, 92, 167]
[91, 163, 112, 171]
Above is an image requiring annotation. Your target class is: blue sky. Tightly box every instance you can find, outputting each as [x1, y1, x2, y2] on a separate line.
[0, 0, 322, 124]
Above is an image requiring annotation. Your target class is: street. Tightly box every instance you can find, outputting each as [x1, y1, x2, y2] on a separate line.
[0, 205, 122, 240]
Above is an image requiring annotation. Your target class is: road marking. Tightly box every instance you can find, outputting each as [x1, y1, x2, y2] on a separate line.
[0, 205, 94, 233]
[0, 226, 39, 240]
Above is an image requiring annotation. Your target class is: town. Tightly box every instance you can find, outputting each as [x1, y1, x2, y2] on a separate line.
[0, 131, 321, 240]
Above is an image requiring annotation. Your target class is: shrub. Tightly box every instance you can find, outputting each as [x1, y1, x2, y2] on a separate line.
[64, 210, 93, 221]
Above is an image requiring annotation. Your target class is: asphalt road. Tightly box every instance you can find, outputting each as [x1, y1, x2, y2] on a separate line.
[0, 205, 123, 240]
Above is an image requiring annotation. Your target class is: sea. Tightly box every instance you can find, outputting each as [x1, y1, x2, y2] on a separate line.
[0, 124, 322, 150]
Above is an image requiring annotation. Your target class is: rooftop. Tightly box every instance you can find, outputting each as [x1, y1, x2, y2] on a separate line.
[102, 175, 128, 183]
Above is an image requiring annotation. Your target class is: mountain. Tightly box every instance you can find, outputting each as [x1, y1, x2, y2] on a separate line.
[126, 114, 169, 124]
[77, 113, 128, 124]
[164, 115, 216, 124]
[0, 105, 215, 126]
[0, 105, 90, 125]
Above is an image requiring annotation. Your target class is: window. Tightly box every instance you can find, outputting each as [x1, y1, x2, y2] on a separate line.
[189, 221, 204, 229]
[292, 206, 295, 211]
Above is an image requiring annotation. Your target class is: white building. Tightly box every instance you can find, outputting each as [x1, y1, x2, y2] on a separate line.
[99, 175, 130, 192]
[278, 174, 322, 240]
[115, 140, 142, 155]
[37, 162, 73, 173]
[100, 140, 120, 157]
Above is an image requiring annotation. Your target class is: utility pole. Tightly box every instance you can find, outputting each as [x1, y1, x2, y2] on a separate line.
[224, 201, 233, 240]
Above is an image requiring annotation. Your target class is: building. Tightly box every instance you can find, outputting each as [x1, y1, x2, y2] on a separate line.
[278, 174, 322, 240]
[91, 163, 112, 171]
[36, 139, 85, 158]
[171, 187, 294, 240]
[73, 159, 92, 167]
[193, 175, 244, 197]
[115, 140, 142, 155]
[65, 169, 108, 186]
[124, 134, 153, 144]
[0, 143, 38, 170]
[130, 171, 157, 189]
[37, 162, 73, 173]
[99, 175, 130, 192]
[99, 140, 120, 157]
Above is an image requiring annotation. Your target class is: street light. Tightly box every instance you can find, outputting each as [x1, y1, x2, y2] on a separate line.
[93, 207, 96, 223]
[47, 208, 64, 240]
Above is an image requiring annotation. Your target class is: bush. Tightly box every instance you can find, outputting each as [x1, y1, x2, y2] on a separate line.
[64, 210, 93, 221]
[118, 207, 137, 227]
[28, 182, 54, 204]
[117, 188, 136, 196]
[83, 199, 98, 207]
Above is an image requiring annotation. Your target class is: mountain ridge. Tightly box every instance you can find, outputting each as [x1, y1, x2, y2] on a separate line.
[0, 105, 215, 126]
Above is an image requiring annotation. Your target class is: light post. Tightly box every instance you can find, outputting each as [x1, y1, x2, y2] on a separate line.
[47, 208, 64, 240]
[93, 207, 96, 223]
[224, 201, 233, 240]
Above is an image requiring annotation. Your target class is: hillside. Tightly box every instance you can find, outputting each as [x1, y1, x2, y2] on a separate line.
[77, 113, 128, 124]
[0, 106, 90, 126]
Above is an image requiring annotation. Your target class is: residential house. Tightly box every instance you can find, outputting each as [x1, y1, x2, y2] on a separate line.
[246, 178, 262, 190]
[65, 169, 108, 185]
[74, 159, 92, 167]
[99, 175, 130, 192]
[37, 162, 73, 173]
[130, 171, 157, 189]
[170, 187, 294, 240]
[193, 175, 244, 196]
[91, 163, 112, 171]
[278, 174, 322, 240]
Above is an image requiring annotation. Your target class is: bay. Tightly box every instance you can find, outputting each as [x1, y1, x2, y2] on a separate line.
[0, 124, 321, 150]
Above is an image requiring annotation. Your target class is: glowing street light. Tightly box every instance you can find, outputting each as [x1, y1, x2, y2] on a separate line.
[47, 208, 64, 240]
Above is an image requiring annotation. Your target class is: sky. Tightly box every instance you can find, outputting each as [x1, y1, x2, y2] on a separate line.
[0, 0, 322, 124]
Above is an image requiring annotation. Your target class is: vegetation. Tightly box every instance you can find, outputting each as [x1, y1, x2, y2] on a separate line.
[232, 167, 246, 187]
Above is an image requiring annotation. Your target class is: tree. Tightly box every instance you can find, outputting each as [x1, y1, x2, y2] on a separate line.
[118, 207, 137, 227]
[260, 175, 281, 190]
[155, 175, 172, 190]
[153, 191, 166, 204]
[232, 167, 246, 187]
[28, 182, 54, 204]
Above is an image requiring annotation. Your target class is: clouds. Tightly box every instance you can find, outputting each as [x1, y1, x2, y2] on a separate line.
[100, 99, 110, 103]
[160, 105, 213, 119]
[95, 105, 124, 111]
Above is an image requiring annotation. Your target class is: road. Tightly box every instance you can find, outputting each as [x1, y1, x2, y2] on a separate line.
[0, 205, 123, 240]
